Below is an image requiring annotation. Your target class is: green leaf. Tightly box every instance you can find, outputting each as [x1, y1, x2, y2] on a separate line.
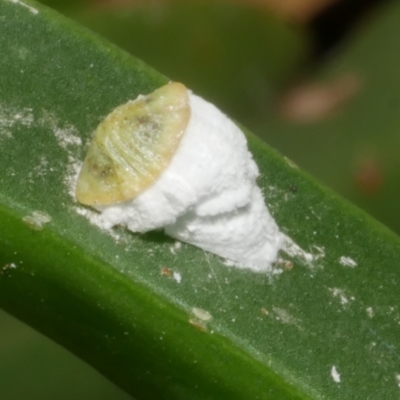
[40, 1, 310, 125]
[255, 1, 400, 235]
[1, 1, 400, 399]
[0, 308, 131, 400]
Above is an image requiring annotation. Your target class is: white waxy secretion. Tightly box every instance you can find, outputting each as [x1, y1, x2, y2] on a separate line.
[76, 82, 284, 271]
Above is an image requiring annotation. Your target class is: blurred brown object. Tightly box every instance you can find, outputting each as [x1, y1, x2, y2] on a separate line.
[249, 0, 340, 22]
[354, 156, 383, 196]
[91, 0, 340, 22]
[277, 73, 362, 123]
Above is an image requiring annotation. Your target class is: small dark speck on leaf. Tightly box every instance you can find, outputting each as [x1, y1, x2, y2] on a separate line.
[354, 156, 383, 196]
[189, 319, 208, 332]
[160, 267, 173, 277]
[278, 259, 294, 271]
[1, 263, 17, 276]
[289, 184, 297, 193]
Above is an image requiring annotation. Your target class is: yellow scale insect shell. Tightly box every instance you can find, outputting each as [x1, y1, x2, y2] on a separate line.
[75, 82, 190, 206]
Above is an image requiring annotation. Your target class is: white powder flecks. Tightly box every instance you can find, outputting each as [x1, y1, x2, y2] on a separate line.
[173, 271, 182, 283]
[22, 210, 51, 230]
[160, 268, 182, 283]
[40, 110, 85, 199]
[339, 256, 357, 268]
[223, 259, 235, 267]
[284, 157, 298, 169]
[331, 366, 341, 383]
[30, 156, 49, 178]
[312, 245, 326, 260]
[396, 374, 400, 388]
[281, 234, 314, 263]
[65, 157, 82, 199]
[7, 0, 38, 14]
[169, 241, 182, 255]
[189, 307, 212, 332]
[9, 109, 34, 125]
[51, 134, 82, 204]
[0, 104, 82, 197]
[74, 206, 122, 242]
[91, 89, 285, 272]
[272, 307, 302, 329]
[329, 288, 355, 307]
[53, 127, 82, 149]
[0, 104, 34, 138]
[192, 307, 212, 322]
[74, 205, 102, 225]
[366, 307, 374, 318]
[39, 111, 82, 151]
[0, 106, 80, 152]
[1, 263, 17, 275]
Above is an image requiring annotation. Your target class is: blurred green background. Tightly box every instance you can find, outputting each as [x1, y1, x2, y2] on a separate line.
[1, 0, 398, 398]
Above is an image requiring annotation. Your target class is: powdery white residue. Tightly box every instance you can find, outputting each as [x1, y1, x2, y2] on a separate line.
[95, 91, 284, 272]
[329, 288, 355, 307]
[7, 0, 38, 14]
[39, 110, 84, 198]
[272, 307, 302, 329]
[169, 241, 182, 255]
[339, 256, 357, 268]
[74, 206, 121, 242]
[74, 205, 104, 226]
[366, 307, 374, 318]
[189, 307, 212, 332]
[65, 157, 82, 199]
[1, 263, 17, 275]
[1, 107, 82, 155]
[312, 245, 326, 260]
[331, 366, 341, 383]
[223, 259, 235, 267]
[30, 156, 49, 178]
[0, 104, 34, 138]
[0, 106, 80, 152]
[281, 234, 314, 263]
[173, 271, 182, 283]
[53, 127, 82, 149]
[284, 157, 298, 169]
[395, 374, 400, 388]
[270, 267, 284, 276]
[0, 104, 82, 196]
[192, 307, 212, 322]
[39, 111, 82, 150]
[22, 210, 51, 230]
[47, 114, 82, 200]
[52, 140, 82, 201]
[264, 184, 293, 205]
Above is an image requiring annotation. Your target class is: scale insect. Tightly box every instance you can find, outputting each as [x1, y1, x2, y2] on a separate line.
[75, 82, 284, 272]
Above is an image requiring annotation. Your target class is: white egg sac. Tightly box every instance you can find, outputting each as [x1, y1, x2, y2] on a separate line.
[77, 83, 284, 272]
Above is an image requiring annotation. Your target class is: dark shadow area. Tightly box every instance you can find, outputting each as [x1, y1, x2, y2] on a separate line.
[310, 0, 394, 57]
